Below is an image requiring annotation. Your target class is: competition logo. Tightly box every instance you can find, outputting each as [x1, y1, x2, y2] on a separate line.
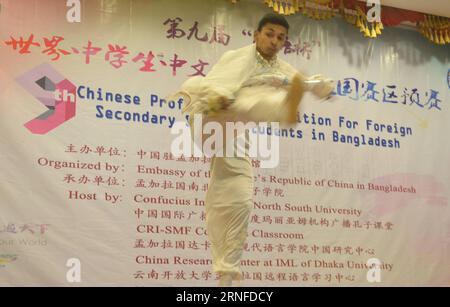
[16, 63, 76, 134]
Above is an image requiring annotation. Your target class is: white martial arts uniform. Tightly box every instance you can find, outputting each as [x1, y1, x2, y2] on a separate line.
[177, 44, 332, 281]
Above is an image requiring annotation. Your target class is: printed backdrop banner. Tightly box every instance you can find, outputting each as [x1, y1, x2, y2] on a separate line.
[0, 0, 449, 286]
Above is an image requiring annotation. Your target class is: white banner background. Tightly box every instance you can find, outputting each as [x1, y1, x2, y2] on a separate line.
[0, 0, 449, 286]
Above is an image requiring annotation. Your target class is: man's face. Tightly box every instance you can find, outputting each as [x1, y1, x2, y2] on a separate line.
[254, 23, 287, 60]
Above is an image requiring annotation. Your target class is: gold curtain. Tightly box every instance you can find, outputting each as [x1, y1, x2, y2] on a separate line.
[228, 0, 449, 45]
[418, 15, 450, 45]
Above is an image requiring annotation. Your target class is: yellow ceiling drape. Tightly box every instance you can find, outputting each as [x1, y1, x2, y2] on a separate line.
[228, 0, 449, 45]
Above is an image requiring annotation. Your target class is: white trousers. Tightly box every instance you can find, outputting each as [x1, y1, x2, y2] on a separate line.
[202, 85, 292, 280]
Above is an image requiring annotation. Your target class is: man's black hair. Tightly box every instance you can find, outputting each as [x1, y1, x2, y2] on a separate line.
[257, 13, 289, 32]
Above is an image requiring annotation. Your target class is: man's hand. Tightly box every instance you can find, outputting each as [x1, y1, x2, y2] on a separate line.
[305, 74, 335, 99]
[217, 95, 232, 110]
[206, 94, 231, 116]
